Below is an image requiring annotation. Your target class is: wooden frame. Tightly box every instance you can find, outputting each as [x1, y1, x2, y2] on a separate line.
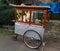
[10, 4, 50, 27]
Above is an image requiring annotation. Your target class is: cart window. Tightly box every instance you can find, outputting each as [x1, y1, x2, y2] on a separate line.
[16, 9, 30, 22]
[16, 9, 47, 26]
[16, 10, 22, 21]
[23, 11, 30, 22]
[32, 11, 44, 25]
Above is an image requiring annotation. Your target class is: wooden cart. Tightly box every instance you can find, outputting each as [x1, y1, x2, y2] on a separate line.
[10, 4, 50, 49]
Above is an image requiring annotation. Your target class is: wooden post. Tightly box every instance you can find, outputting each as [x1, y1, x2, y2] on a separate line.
[21, 10, 24, 22]
[29, 9, 32, 25]
[43, 9, 48, 27]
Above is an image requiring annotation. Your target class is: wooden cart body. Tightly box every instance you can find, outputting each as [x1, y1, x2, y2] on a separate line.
[10, 4, 50, 39]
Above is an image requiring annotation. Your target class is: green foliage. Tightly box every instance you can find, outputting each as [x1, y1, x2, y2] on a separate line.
[0, 28, 9, 36]
[5, 0, 23, 5]
[0, 0, 15, 25]
[0, 27, 15, 36]
[0, 0, 1, 3]
[0, 4, 9, 10]
[51, 0, 58, 2]
[45, 22, 54, 30]
[51, 13, 60, 20]
[0, 4, 14, 25]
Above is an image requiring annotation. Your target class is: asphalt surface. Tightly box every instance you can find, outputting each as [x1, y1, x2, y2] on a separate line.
[0, 36, 60, 51]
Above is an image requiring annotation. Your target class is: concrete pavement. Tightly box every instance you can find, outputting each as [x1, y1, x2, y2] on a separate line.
[0, 35, 60, 51]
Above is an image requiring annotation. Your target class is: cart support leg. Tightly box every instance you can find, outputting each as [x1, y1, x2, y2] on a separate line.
[15, 34, 18, 40]
[12, 34, 18, 41]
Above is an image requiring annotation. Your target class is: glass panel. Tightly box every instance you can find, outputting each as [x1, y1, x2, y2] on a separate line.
[16, 9, 30, 22]
[16, 9, 22, 21]
[32, 11, 44, 24]
[23, 10, 30, 22]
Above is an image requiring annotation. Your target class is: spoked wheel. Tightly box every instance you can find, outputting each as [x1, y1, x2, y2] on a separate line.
[23, 30, 42, 49]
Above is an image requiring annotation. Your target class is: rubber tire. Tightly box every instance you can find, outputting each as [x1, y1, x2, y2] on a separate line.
[23, 30, 42, 49]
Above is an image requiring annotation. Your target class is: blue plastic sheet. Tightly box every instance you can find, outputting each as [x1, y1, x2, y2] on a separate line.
[38, 2, 60, 14]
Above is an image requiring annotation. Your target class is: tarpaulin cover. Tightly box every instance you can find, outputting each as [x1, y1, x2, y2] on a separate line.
[38, 2, 60, 13]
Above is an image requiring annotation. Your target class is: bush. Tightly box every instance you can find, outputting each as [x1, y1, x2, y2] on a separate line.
[0, 8, 14, 25]
[51, 13, 60, 20]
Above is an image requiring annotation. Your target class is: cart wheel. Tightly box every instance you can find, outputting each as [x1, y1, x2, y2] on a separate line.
[23, 30, 42, 49]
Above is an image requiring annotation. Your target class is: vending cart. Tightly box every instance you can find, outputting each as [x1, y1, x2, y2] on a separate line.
[10, 4, 50, 49]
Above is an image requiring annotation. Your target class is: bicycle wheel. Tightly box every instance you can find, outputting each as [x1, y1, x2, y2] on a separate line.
[23, 30, 42, 49]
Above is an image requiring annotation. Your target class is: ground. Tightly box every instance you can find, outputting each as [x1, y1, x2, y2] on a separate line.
[0, 35, 60, 51]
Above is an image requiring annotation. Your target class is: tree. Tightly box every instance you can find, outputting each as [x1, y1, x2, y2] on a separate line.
[5, 0, 23, 5]
[0, 0, 14, 25]
[51, 0, 58, 2]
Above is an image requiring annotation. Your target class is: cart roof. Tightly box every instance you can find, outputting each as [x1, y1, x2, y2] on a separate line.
[9, 4, 50, 10]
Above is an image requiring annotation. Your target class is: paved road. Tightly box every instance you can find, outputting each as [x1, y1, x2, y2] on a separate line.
[0, 36, 60, 51]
